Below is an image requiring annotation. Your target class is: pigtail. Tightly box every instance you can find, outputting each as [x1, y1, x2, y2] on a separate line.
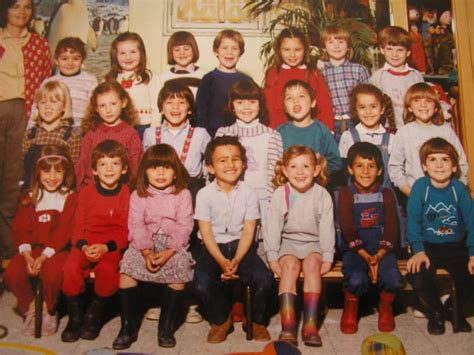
[315, 155, 329, 187]
[272, 160, 288, 189]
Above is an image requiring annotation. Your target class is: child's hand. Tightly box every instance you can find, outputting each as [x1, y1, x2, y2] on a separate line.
[269, 261, 282, 277]
[367, 249, 386, 283]
[407, 251, 430, 274]
[144, 252, 160, 273]
[84, 244, 107, 262]
[153, 249, 176, 268]
[468, 256, 474, 275]
[23, 252, 35, 275]
[30, 254, 48, 276]
[320, 261, 332, 276]
[219, 258, 237, 281]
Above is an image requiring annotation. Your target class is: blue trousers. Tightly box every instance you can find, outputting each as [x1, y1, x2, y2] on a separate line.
[190, 239, 274, 325]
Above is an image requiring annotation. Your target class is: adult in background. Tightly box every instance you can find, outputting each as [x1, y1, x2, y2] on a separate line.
[0, 0, 51, 259]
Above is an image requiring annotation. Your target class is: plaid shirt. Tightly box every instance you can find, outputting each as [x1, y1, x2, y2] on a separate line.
[321, 59, 370, 117]
[22, 120, 81, 164]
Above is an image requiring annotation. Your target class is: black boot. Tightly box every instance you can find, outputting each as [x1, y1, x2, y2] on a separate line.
[158, 287, 183, 348]
[416, 291, 445, 335]
[61, 295, 84, 342]
[80, 295, 107, 340]
[113, 287, 139, 349]
[443, 296, 472, 333]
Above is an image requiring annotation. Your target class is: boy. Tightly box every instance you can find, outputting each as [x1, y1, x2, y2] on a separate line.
[369, 26, 424, 129]
[192, 136, 274, 343]
[339, 142, 402, 334]
[406, 137, 474, 335]
[277, 80, 341, 174]
[61, 140, 130, 343]
[195, 30, 251, 136]
[321, 25, 370, 143]
[30, 37, 98, 128]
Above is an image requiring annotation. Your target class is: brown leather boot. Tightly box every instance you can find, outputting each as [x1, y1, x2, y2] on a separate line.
[340, 290, 358, 334]
[207, 315, 234, 343]
[252, 323, 271, 342]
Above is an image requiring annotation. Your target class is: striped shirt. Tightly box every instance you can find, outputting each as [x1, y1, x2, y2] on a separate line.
[321, 59, 370, 117]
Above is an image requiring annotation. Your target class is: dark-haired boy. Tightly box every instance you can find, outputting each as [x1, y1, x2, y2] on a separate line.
[339, 142, 402, 334]
[192, 136, 274, 343]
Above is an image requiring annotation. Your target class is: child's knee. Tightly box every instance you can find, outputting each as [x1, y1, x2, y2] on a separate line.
[344, 271, 370, 295]
[281, 257, 301, 274]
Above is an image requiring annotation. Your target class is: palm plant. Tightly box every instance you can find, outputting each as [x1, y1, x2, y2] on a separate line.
[244, 0, 377, 69]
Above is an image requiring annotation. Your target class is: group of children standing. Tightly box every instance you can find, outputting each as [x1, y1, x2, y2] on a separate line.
[2, 2, 473, 350]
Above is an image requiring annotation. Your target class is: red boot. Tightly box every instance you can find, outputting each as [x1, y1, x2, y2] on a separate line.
[378, 292, 396, 332]
[340, 290, 358, 334]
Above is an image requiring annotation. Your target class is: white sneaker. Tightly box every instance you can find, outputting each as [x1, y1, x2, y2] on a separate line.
[185, 305, 203, 323]
[145, 307, 160, 321]
[413, 308, 426, 318]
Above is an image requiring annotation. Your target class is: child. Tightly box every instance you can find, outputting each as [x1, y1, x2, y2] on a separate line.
[158, 31, 206, 99]
[369, 26, 424, 129]
[76, 81, 143, 190]
[339, 83, 394, 184]
[105, 32, 162, 138]
[4, 144, 77, 336]
[339, 142, 402, 334]
[320, 25, 370, 143]
[143, 83, 211, 201]
[264, 27, 334, 131]
[22, 81, 81, 189]
[277, 79, 341, 174]
[29, 37, 98, 128]
[195, 29, 251, 136]
[62, 140, 130, 342]
[112, 144, 194, 350]
[264, 145, 335, 347]
[406, 137, 474, 335]
[388, 83, 468, 198]
[192, 136, 274, 343]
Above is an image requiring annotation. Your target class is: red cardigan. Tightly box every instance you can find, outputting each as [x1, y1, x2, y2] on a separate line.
[264, 66, 335, 131]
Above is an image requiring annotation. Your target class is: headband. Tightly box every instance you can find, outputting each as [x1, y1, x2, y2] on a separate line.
[37, 155, 68, 164]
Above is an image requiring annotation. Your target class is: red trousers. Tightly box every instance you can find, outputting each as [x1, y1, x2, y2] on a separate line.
[62, 248, 121, 297]
[4, 248, 68, 314]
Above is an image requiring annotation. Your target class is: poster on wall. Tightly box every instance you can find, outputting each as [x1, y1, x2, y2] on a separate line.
[32, 0, 129, 79]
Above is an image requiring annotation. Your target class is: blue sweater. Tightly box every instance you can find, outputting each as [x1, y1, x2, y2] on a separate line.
[195, 69, 250, 135]
[277, 120, 342, 173]
[407, 176, 474, 256]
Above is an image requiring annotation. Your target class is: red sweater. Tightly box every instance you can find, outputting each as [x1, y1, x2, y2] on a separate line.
[75, 121, 143, 189]
[72, 183, 130, 251]
[264, 66, 335, 131]
[12, 192, 77, 254]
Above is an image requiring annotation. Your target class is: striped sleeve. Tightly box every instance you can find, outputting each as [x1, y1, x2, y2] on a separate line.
[266, 130, 283, 197]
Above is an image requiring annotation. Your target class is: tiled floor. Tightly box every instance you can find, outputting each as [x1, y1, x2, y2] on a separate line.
[0, 289, 473, 355]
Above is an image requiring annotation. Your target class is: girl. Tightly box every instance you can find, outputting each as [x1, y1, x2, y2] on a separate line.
[264, 27, 334, 131]
[112, 144, 194, 350]
[388, 82, 468, 197]
[76, 81, 143, 190]
[143, 83, 210, 202]
[158, 31, 206, 99]
[105, 32, 162, 138]
[339, 83, 394, 185]
[264, 145, 335, 347]
[4, 144, 77, 336]
[22, 81, 81, 189]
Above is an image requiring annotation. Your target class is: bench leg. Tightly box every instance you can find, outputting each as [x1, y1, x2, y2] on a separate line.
[245, 285, 252, 340]
[449, 277, 459, 333]
[34, 278, 43, 338]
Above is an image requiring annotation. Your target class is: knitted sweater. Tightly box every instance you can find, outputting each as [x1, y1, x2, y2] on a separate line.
[215, 120, 283, 199]
[158, 66, 206, 99]
[407, 176, 474, 256]
[264, 66, 334, 131]
[265, 183, 335, 263]
[388, 121, 468, 189]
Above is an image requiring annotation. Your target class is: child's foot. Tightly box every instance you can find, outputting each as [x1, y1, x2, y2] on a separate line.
[185, 305, 203, 323]
[41, 312, 58, 336]
[22, 310, 35, 336]
[378, 292, 395, 332]
[146, 307, 161, 321]
[427, 313, 445, 335]
[251, 323, 271, 342]
[302, 330, 322, 347]
[278, 331, 298, 346]
[231, 302, 244, 323]
[207, 315, 234, 343]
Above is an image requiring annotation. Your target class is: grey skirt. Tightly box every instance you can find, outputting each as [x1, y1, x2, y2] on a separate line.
[278, 238, 321, 260]
[120, 233, 194, 284]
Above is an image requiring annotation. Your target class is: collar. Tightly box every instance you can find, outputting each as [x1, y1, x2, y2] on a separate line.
[148, 185, 175, 195]
[171, 64, 197, 74]
[36, 119, 72, 132]
[98, 121, 127, 132]
[212, 179, 241, 192]
[355, 123, 386, 135]
[59, 70, 81, 77]
[351, 181, 382, 194]
[324, 59, 349, 68]
[118, 71, 138, 81]
[382, 62, 415, 76]
[95, 181, 123, 196]
[1, 27, 29, 39]
[236, 119, 259, 128]
[162, 120, 190, 135]
[282, 63, 307, 69]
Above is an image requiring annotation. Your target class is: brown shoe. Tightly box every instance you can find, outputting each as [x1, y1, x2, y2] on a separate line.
[252, 323, 271, 342]
[207, 316, 234, 343]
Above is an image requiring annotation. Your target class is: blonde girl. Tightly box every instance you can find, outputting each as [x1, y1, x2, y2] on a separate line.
[4, 144, 77, 337]
[112, 144, 194, 350]
[106, 32, 162, 137]
[388, 82, 468, 197]
[22, 81, 80, 189]
[263, 27, 334, 130]
[264, 145, 335, 347]
[76, 81, 143, 189]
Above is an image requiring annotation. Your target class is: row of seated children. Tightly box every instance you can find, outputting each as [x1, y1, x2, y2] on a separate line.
[5, 132, 473, 350]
